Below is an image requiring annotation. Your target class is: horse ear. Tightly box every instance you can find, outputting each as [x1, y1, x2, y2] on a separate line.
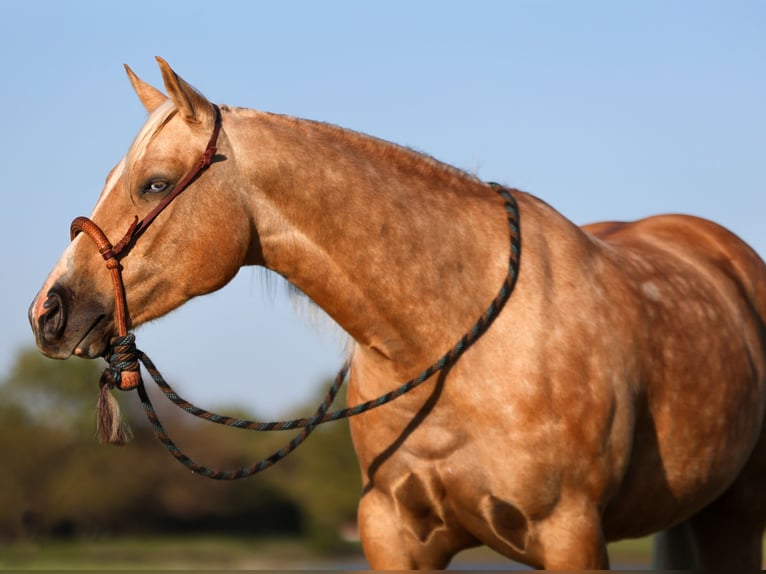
[155, 56, 215, 128]
[124, 64, 167, 113]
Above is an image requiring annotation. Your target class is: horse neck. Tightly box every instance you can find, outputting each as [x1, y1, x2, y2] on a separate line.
[226, 108, 510, 374]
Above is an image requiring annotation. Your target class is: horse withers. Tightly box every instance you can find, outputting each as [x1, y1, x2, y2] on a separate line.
[29, 58, 766, 569]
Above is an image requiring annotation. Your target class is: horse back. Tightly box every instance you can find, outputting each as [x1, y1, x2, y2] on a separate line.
[585, 214, 766, 333]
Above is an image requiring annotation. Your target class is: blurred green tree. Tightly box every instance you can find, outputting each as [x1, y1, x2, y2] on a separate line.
[0, 346, 361, 553]
[267, 383, 361, 553]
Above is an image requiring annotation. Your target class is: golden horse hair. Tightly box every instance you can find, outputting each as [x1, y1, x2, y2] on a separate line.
[30, 58, 766, 569]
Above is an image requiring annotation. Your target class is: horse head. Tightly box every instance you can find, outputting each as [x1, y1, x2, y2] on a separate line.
[29, 58, 254, 360]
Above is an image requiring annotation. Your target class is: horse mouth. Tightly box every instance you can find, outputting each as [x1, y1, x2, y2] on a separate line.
[72, 314, 110, 359]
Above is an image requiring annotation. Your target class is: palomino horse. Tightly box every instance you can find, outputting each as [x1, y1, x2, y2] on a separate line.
[29, 58, 766, 569]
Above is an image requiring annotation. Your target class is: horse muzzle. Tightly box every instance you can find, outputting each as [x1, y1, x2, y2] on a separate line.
[29, 282, 111, 359]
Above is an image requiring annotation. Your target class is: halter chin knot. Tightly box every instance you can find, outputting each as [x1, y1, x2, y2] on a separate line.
[101, 333, 142, 391]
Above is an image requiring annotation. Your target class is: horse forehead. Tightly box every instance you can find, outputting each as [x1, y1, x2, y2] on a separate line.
[104, 158, 126, 191]
[90, 157, 127, 218]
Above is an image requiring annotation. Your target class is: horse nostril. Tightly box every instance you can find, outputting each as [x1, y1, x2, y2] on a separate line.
[40, 289, 67, 340]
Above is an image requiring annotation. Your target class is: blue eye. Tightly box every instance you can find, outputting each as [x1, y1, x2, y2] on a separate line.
[144, 181, 169, 194]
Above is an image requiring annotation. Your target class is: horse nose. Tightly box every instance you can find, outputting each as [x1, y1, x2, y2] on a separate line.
[33, 288, 68, 343]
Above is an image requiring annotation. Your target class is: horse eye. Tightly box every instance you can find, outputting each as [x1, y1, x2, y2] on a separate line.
[144, 181, 169, 194]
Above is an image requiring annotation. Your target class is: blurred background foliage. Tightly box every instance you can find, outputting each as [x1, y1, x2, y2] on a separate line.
[0, 347, 361, 554]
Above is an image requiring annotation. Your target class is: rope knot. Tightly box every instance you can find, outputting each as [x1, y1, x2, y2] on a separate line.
[102, 333, 142, 391]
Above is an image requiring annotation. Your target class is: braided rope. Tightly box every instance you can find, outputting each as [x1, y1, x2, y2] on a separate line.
[135, 351, 347, 479]
[102, 183, 521, 479]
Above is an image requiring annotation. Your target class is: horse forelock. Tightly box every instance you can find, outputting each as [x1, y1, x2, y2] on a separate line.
[124, 100, 177, 191]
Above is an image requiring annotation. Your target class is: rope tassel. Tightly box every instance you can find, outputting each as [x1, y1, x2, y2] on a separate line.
[96, 333, 143, 444]
[97, 379, 133, 445]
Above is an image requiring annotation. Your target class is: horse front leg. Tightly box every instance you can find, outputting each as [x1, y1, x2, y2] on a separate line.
[533, 498, 610, 570]
[357, 483, 475, 569]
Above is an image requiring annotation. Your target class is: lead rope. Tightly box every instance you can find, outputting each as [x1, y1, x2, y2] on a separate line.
[77, 183, 520, 479]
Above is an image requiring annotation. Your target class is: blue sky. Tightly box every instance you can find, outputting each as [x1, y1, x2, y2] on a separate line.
[2, 1, 764, 416]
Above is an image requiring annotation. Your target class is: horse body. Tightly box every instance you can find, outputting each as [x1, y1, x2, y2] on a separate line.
[595, 216, 766, 527]
[29, 59, 766, 569]
[350, 194, 766, 568]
